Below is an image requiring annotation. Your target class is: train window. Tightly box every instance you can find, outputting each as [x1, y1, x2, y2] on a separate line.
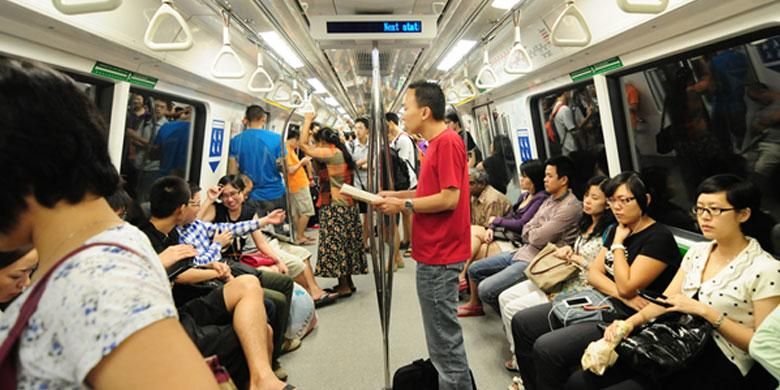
[121, 89, 206, 224]
[531, 82, 608, 197]
[67, 72, 115, 125]
[611, 29, 780, 255]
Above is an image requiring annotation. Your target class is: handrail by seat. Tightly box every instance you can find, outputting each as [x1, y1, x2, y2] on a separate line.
[52, 0, 122, 14]
[144, 0, 193, 51]
[475, 48, 498, 89]
[504, 12, 532, 74]
[457, 68, 478, 99]
[247, 50, 274, 93]
[211, 11, 245, 79]
[617, 0, 668, 13]
[551, 0, 592, 47]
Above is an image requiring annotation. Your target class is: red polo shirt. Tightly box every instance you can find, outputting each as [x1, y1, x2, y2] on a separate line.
[411, 128, 471, 265]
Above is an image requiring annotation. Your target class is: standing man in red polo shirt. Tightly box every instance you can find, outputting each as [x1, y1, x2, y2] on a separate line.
[375, 80, 473, 389]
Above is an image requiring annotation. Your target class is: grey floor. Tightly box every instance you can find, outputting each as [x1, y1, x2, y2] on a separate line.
[280, 235, 514, 390]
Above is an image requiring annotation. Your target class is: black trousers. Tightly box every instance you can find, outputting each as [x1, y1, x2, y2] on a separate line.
[228, 260, 293, 360]
[511, 302, 604, 390]
[566, 337, 778, 390]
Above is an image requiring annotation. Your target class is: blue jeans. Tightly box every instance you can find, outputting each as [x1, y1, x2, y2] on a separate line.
[468, 251, 529, 312]
[416, 261, 473, 390]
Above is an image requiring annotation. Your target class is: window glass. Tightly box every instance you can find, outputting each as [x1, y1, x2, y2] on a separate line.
[614, 32, 780, 255]
[533, 82, 608, 197]
[121, 92, 198, 223]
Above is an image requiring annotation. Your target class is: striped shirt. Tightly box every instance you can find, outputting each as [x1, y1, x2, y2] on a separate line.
[176, 219, 261, 265]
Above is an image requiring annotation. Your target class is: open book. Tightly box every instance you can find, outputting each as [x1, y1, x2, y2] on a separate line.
[340, 183, 381, 203]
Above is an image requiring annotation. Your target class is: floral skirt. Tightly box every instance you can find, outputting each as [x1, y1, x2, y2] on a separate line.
[316, 203, 368, 278]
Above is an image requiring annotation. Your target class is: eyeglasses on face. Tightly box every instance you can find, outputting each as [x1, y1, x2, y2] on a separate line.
[221, 191, 242, 200]
[691, 206, 735, 217]
[606, 196, 635, 206]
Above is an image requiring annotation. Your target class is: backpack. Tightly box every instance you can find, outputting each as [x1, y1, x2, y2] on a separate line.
[385, 147, 411, 191]
[392, 358, 476, 390]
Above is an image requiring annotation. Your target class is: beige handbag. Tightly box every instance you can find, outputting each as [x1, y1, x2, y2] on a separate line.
[523, 243, 580, 293]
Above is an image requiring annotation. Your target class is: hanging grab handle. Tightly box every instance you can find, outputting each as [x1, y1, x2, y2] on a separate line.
[211, 11, 246, 79]
[52, 0, 122, 14]
[475, 48, 498, 89]
[288, 80, 303, 108]
[144, 0, 193, 51]
[445, 79, 460, 104]
[270, 80, 292, 102]
[504, 12, 532, 74]
[616, 0, 668, 13]
[247, 51, 274, 93]
[300, 91, 316, 114]
[551, 1, 592, 47]
[458, 68, 478, 99]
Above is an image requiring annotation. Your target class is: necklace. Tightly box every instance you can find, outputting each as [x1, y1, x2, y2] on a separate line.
[45, 218, 121, 265]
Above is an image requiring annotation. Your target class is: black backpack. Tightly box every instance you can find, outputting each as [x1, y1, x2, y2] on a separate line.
[392, 359, 477, 390]
[383, 147, 411, 191]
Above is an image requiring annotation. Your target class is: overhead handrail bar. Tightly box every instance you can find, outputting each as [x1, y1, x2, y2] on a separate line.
[144, 0, 194, 51]
[551, 0, 592, 47]
[288, 79, 303, 108]
[457, 67, 478, 99]
[504, 12, 533, 74]
[475, 47, 498, 89]
[617, 0, 668, 13]
[211, 11, 246, 79]
[52, 0, 122, 14]
[247, 48, 275, 93]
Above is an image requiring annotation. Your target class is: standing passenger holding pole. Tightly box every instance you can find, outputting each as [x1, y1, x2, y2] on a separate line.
[375, 80, 473, 389]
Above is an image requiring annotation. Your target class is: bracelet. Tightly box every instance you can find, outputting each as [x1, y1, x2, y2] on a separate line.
[713, 312, 726, 329]
[610, 244, 627, 253]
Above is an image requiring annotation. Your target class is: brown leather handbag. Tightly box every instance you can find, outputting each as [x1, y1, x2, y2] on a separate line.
[523, 243, 580, 293]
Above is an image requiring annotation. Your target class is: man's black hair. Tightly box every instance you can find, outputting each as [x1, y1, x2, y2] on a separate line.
[149, 176, 190, 218]
[188, 182, 201, 199]
[0, 60, 119, 234]
[355, 117, 370, 128]
[384, 112, 399, 126]
[287, 128, 300, 140]
[545, 155, 577, 191]
[444, 111, 461, 126]
[245, 104, 268, 122]
[407, 80, 445, 121]
[106, 189, 132, 212]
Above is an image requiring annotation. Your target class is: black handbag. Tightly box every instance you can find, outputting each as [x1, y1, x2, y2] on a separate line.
[615, 312, 712, 378]
[492, 226, 523, 247]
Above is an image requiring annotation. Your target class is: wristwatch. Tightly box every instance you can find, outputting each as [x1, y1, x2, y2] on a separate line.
[404, 199, 414, 213]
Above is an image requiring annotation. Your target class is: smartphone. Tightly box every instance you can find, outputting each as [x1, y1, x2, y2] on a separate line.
[637, 289, 672, 308]
[563, 296, 592, 308]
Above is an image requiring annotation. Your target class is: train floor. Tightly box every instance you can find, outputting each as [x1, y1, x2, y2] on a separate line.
[281, 230, 512, 389]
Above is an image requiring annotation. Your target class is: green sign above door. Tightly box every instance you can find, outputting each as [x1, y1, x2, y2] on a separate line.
[569, 57, 623, 82]
[91, 61, 158, 88]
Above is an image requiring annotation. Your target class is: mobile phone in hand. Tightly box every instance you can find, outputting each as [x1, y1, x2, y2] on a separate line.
[637, 289, 672, 308]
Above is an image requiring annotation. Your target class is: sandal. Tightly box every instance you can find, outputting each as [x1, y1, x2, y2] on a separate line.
[508, 376, 524, 390]
[313, 292, 338, 308]
[456, 304, 484, 317]
[504, 358, 519, 372]
[458, 278, 468, 292]
[403, 248, 413, 257]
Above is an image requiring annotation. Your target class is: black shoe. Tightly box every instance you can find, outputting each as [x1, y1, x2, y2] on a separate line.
[399, 241, 410, 250]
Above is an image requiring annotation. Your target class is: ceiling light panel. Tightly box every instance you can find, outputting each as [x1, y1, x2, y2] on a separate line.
[260, 31, 304, 69]
[437, 39, 477, 71]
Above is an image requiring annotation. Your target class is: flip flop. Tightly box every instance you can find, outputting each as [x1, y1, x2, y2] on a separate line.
[326, 285, 356, 293]
[504, 359, 519, 372]
[458, 278, 468, 292]
[313, 292, 338, 308]
[456, 304, 484, 317]
[403, 248, 413, 257]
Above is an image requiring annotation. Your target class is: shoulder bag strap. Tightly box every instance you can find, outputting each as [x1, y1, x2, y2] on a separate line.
[0, 242, 142, 387]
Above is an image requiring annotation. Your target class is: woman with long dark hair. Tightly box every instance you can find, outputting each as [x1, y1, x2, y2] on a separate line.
[299, 113, 367, 297]
[478, 134, 516, 194]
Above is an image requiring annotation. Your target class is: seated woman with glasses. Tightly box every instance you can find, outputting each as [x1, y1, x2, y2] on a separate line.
[509, 172, 682, 390]
[567, 174, 780, 389]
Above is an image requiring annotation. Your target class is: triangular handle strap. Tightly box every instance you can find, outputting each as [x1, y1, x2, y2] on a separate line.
[211, 26, 246, 79]
[144, 0, 194, 51]
[475, 50, 498, 89]
[270, 81, 292, 102]
[551, 1, 592, 47]
[52, 0, 122, 15]
[504, 25, 533, 74]
[288, 90, 304, 108]
[617, 0, 668, 14]
[247, 53, 274, 93]
[458, 79, 478, 99]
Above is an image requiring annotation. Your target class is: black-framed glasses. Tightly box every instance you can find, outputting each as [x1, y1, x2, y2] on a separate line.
[607, 197, 636, 207]
[692, 206, 735, 217]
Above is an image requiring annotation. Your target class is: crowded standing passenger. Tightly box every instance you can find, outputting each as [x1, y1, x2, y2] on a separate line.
[285, 128, 316, 245]
[229, 105, 286, 214]
[387, 112, 418, 257]
[349, 117, 371, 248]
[445, 110, 482, 168]
[375, 80, 474, 389]
[0, 59, 218, 388]
[299, 113, 368, 297]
